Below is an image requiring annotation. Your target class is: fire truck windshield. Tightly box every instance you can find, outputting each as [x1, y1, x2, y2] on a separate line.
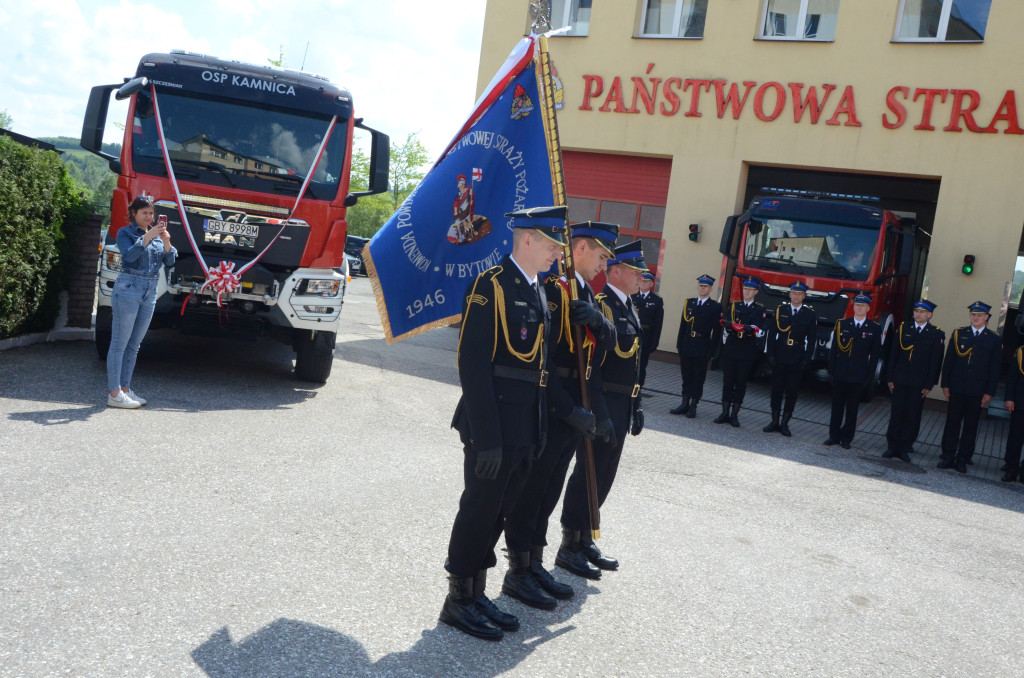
[131, 91, 347, 199]
[743, 218, 878, 282]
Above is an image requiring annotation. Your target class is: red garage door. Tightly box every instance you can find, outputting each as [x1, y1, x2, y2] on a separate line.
[563, 151, 672, 275]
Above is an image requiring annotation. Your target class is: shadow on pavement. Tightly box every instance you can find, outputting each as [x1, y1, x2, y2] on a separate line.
[191, 612, 579, 678]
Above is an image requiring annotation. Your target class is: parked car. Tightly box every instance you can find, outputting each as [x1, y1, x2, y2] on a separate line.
[345, 235, 370, 276]
[344, 251, 362, 276]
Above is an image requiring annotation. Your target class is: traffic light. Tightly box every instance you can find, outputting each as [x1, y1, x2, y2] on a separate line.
[688, 223, 700, 242]
[962, 254, 976, 275]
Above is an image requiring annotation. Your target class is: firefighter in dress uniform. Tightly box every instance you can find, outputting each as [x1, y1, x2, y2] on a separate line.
[715, 279, 767, 427]
[560, 241, 648, 573]
[441, 206, 566, 642]
[631, 271, 664, 392]
[937, 301, 1001, 474]
[1001, 341, 1024, 484]
[764, 281, 817, 437]
[824, 294, 882, 449]
[883, 299, 945, 463]
[503, 221, 619, 598]
[671, 273, 722, 418]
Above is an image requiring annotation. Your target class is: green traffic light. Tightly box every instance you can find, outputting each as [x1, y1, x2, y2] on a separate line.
[688, 233, 699, 242]
[962, 264, 973, 275]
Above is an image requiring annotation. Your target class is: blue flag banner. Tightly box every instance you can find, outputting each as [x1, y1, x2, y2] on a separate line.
[365, 37, 557, 343]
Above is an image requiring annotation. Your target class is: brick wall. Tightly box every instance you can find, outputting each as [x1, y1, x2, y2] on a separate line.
[66, 214, 102, 328]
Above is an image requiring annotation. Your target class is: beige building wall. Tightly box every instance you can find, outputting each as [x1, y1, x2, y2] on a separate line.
[477, 1, 1024, 366]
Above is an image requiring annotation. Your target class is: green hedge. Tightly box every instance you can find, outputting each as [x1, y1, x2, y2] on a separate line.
[0, 136, 88, 339]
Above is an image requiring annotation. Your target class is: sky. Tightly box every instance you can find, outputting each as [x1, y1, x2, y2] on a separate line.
[0, 0, 488, 161]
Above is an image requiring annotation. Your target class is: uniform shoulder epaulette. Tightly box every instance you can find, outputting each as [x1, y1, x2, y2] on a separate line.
[805, 304, 815, 311]
[544, 272, 559, 284]
[483, 265, 503, 279]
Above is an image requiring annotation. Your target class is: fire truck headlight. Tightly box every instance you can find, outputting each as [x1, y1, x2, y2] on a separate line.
[104, 251, 122, 272]
[303, 279, 341, 297]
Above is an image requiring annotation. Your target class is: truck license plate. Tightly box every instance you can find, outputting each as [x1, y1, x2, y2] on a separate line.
[204, 220, 259, 237]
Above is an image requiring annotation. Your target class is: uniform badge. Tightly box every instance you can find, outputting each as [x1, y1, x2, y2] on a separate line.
[521, 327, 528, 340]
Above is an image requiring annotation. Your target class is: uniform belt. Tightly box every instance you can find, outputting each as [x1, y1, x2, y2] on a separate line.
[556, 366, 592, 380]
[493, 364, 548, 387]
[603, 381, 641, 397]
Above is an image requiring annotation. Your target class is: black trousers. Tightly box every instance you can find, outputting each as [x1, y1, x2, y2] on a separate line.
[770, 362, 804, 412]
[680, 355, 710, 400]
[1004, 408, 1024, 475]
[446, 441, 534, 577]
[561, 431, 626, 532]
[941, 392, 984, 463]
[886, 384, 926, 454]
[504, 419, 578, 551]
[829, 380, 866, 443]
[721, 357, 755, 404]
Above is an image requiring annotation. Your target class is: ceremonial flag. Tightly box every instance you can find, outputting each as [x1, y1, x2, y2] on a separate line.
[364, 36, 558, 343]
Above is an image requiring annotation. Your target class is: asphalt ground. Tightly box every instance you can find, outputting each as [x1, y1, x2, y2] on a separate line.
[1, 276, 1023, 677]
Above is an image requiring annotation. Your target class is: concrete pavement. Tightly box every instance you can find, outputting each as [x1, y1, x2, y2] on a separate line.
[1, 277, 1022, 677]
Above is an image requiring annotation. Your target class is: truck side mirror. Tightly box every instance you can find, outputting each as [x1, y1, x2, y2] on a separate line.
[81, 83, 123, 172]
[115, 76, 149, 101]
[719, 215, 739, 258]
[350, 121, 390, 199]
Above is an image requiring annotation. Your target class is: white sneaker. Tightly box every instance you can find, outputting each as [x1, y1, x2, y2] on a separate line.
[107, 391, 142, 409]
[124, 389, 147, 406]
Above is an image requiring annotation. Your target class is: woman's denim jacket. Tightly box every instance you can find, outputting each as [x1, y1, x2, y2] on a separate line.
[116, 223, 178, 278]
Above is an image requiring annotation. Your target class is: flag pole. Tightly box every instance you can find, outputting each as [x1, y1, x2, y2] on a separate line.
[535, 33, 602, 541]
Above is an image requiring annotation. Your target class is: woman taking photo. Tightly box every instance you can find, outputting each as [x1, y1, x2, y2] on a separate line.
[106, 195, 176, 408]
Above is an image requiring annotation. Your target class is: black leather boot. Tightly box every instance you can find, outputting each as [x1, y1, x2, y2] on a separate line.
[502, 551, 557, 610]
[555, 527, 602, 580]
[763, 409, 781, 433]
[713, 401, 731, 424]
[580, 535, 619, 570]
[439, 574, 503, 641]
[474, 569, 519, 631]
[729, 402, 741, 427]
[530, 546, 574, 600]
[669, 397, 689, 415]
[780, 411, 793, 437]
[686, 397, 697, 419]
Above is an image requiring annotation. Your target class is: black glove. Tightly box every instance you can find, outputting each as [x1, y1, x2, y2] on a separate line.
[631, 408, 644, 436]
[564, 406, 596, 439]
[595, 418, 615, 443]
[474, 448, 502, 480]
[568, 300, 604, 329]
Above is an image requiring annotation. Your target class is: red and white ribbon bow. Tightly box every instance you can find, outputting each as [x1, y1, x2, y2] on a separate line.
[200, 260, 241, 306]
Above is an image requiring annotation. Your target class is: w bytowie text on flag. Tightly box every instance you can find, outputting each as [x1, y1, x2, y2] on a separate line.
[364, 37, 556, 343]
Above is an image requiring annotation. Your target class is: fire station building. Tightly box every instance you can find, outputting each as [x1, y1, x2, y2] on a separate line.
[476, 1, 1024, 365]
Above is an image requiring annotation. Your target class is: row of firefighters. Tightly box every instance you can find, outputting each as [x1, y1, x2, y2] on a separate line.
[633, 275, 1024, 483]
[438, 207, 1024, 643]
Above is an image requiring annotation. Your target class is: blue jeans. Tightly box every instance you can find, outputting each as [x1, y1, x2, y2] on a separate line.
[106, 274, 158, 391]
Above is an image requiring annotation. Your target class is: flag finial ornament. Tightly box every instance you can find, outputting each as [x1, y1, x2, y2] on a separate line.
[529, 1, 552, 34]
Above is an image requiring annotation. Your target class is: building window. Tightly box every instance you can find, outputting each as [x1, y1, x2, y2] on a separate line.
[639, 0, 708, 38]
[551, 0, 592, 36]
[894, 0, 991, 42]
[758, 0, 839, 41]
[209, 149, 226, 159]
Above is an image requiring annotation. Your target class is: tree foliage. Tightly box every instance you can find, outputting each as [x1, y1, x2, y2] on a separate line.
[346, 131, 430, 238]
[37, 136, 120, 226]
[0, 136, 90, 338]
[0, 108, 12, 130]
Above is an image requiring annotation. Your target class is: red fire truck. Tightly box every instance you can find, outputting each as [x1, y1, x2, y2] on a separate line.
[718, 188, 929, 387]
[81, 50, 389, 382]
